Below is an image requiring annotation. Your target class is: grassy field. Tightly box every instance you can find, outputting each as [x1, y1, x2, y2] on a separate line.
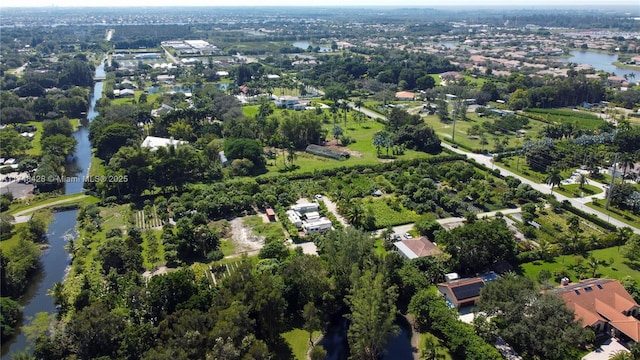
[497, 155, 572, 184]
[362, 196, 420, 228]
[422, 112, 547, 153]
[553, 184, 602, 198]
[281, 328, 320, 360]
[243, 215, 286, 242]
[521, 245, 640, 284]
[522, 108, 605, 130]
[141, 230, 165, 270]
[264, 114, 432, 176]
[7, 194, 98, 216]
[0, 210, 52, 252]
[24, 121, 44, 156]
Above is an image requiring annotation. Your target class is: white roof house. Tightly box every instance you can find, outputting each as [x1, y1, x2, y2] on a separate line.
[286, 210, 303, 228]
[291, 202, 319, 213]
[302, 218, 332, 234]
[141, 136, 188, 151]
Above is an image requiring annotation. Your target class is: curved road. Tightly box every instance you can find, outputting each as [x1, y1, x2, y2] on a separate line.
[343, 103, 638, 233]
[440, 143, 640, 234]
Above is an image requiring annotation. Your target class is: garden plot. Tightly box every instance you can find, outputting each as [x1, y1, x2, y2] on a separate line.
[134, 205, 163, 229]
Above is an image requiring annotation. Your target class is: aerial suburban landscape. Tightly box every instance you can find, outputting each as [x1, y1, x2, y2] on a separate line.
[1, 3, 640, 360]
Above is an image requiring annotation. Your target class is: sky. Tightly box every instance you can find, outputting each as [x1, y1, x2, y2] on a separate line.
[2, 0, 638, 7]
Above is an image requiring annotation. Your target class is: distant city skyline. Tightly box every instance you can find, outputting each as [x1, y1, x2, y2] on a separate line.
[2, 0, 638, 8]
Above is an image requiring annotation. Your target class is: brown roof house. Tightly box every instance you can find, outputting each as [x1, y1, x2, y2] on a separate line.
[394, 237, 442, 260]
[395, 91, 416, 101]
[552, 278, 640, 342]
[437, 272, 499, 309]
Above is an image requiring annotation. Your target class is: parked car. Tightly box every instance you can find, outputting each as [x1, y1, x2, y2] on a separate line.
[404, 233, 413, 239]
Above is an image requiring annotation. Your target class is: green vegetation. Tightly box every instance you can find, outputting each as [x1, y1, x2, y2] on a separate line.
[281, 328, 320, 360]
[363, 197, 420, 228]
[523, 108, 605, 130]
[522, 245, 640, 284]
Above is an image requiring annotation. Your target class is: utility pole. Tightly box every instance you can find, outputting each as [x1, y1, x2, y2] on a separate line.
[605, 152, 618, 213]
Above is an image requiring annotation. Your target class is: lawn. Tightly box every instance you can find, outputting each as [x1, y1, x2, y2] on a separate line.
[264, 114, 432, 176]
[7, 194, 98, 216]
[521, 245, 640, 284]
[553, 184, 602, 198]
[25, 121, 44, 156]
[522, 108, 605, 130]
[141, 230, 165, 270]
[243, 215, 286, 242]
[422, 112, 547, 153]
[281, 328, 320, 360]
[362, 196, 420, 228]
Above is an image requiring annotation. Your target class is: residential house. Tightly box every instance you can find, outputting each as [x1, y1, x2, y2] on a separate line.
[141, 136, 187, 151]
[274, 96, 300, 109]
[553, 278, 640, 342]
[394, 237, 443, 260]
[438, 277, 486, 309]
[301, 218, 332, 234]
[437, 272, 499, 309]
[151, 104, 174, 118]
[395, 91, 416, 101]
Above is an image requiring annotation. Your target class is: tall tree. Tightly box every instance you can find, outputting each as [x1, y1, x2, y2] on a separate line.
[545, 167, 563, 194]
[346, 267, 399, 360]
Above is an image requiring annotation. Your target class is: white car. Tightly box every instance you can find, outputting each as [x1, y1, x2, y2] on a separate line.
[314, 194, 323, 199]
[404, 233, 413, 239]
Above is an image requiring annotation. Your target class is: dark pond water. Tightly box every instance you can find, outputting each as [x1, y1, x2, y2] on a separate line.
[320, 317, 414, 360]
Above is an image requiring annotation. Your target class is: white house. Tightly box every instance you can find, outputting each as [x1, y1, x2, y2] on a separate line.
[286, 210, 303, 228]
[275, 96, 300, 109]
[291, 203, 320, 213]
[302, 218, 332, 234]
[141, 136, 188, 151]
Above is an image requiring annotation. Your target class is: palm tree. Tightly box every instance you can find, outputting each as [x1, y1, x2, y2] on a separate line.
[620, 153, 636, 182]
[545, 167, 563, 194]
[577, 173, 589, 190]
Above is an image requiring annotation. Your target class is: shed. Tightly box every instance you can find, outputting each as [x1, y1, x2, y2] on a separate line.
[266, 208, 276, 222]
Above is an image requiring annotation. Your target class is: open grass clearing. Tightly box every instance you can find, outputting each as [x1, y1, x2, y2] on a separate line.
[553, 184, 603, 198]
[362, 196, 420, 228]
[521, 245, 640, 284]
[521, 108, 605, 130]
[281, 328, 320, 360]
[242, 215, 286, 243]
[264, 114, 432, 176]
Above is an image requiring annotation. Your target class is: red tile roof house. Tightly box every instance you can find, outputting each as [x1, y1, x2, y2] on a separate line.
[393, 237, 442, 259]
[552, 278, 640, 343]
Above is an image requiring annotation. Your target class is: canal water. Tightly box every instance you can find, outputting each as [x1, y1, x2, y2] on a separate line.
[320, 317, 414, 360]
[560, 50, 640, 82]
[1, 59, 104, 359]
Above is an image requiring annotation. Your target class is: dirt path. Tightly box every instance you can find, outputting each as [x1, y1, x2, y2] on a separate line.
[12, 194, 89, 216]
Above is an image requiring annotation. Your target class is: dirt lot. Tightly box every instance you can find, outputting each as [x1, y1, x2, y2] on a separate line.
[227, 217, 265, 256]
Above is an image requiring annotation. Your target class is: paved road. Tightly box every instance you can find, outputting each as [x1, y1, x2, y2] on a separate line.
[441, 143, 640, 234]
[347, 101, 387, 121]
[161, 46, 179, 64]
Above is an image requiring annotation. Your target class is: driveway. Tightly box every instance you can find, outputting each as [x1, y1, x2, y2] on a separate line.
[582, 338, 629, 360]
[320, 197, 348, 227]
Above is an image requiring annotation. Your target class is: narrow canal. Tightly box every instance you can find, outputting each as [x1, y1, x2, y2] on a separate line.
[1, 59, 105, 359]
